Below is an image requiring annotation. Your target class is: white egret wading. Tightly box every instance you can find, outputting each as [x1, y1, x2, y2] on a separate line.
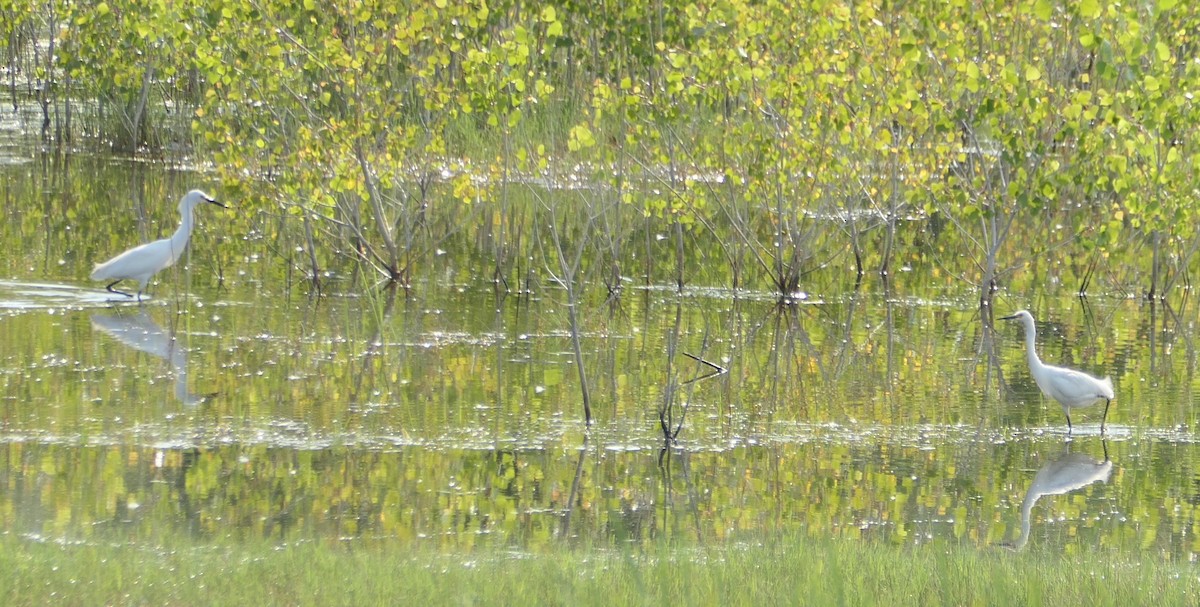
[90, 189, 226, 301]
[1000, 310, 1114, 433]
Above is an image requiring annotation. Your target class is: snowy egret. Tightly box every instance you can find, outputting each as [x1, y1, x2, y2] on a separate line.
[1000, 310, 1115, 433]
[90, 189, 226, 301]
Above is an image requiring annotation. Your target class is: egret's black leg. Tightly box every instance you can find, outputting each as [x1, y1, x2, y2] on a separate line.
[1066, 411, 1073, 434]
[1101, 399, 1111, 434]
[105, 281, 134, 298]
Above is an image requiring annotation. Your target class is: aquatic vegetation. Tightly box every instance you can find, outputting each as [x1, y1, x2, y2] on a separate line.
[3, 3, 1200, 601]
[5, 1, 1199, 299]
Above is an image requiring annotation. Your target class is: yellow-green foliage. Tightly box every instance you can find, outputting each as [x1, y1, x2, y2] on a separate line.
[13, 0, 1200, 293]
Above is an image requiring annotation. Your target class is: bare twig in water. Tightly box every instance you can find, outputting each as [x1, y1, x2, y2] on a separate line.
[659, 346, 728, 444]
[680, 351, 727, 384]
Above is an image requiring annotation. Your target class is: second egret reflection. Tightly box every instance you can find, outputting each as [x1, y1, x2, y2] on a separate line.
[1005, 444, 1113, 551]
[91, 310, 214, 406]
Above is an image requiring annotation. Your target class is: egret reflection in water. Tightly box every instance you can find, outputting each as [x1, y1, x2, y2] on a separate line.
[90, 310, 214, 405]
[1005, 443, 1113, 550]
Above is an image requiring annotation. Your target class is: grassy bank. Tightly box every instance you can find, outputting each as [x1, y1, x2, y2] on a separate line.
[2, 532, 1196, 606]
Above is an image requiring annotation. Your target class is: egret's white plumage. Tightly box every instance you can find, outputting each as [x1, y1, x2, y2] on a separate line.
[1001, 310, 1115, 433]
[90, 189, 225, 301]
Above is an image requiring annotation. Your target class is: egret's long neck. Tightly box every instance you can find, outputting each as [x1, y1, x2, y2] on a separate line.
[1022, 320, 1043, 371]
[167, 206, 196, 265]
[1013, 491, 1038, 550]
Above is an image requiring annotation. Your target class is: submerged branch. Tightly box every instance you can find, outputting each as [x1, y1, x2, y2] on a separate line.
[679, 351, 728, 384]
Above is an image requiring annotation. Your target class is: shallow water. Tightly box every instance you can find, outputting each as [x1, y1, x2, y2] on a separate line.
[1, 153, 1199, 562]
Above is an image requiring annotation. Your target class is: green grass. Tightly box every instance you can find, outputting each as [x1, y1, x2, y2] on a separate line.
[2, 533, 1196, 606]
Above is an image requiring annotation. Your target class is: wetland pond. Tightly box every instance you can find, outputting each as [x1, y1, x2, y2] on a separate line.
[2, 152, 1200, 565]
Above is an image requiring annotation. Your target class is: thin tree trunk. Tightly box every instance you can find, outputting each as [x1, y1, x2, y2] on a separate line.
[354, 140, 401, 278]
[130, 58, 155, 150]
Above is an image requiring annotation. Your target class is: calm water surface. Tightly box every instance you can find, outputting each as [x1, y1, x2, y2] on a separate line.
[1, 154, 1199, 561]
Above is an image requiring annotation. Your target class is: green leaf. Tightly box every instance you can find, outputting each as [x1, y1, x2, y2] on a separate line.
[1025, 65, 1041, 82]
[965, 62, 980, 92]
[569, 124, 595, 151]
[1155, 41, 1170, 62]
[874, 127, 893, 150]
[1033, 0, 1053, 20]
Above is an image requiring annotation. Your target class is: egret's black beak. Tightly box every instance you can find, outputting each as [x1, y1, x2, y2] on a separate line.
[205, 196, 228, 209]
[998, 313, 1018, 321]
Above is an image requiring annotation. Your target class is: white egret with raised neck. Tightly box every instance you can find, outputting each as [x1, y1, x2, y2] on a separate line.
[90, 189, 226, 301]
[1000, 310, 1114, 433]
